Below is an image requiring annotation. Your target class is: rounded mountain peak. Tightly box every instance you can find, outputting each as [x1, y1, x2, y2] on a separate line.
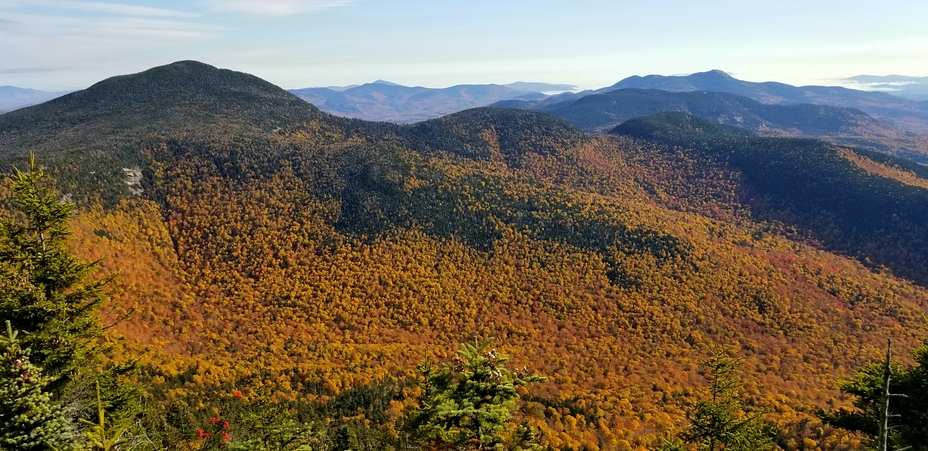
[0, 60, 321, 146]
[74, 60, 294, 102]
[707, 69, 733, 76]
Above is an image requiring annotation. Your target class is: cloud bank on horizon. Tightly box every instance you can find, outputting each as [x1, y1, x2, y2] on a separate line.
[0, 0, 926, 91]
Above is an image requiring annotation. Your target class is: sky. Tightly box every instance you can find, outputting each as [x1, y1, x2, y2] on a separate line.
[1, 0, 927, 91]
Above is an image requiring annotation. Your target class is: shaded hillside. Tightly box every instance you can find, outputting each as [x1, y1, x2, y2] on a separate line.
[289, 81, 547, 123]
[3, 61, 928, 450]
[613, 112, 928, 286]
[611, 70, 928, 134]
[400, 107, 588, 163]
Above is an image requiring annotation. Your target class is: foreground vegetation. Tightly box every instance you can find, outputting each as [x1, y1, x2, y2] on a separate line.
[1, 155, 926, 450]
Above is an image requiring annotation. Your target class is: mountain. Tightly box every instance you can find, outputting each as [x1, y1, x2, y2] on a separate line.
[843, 75, 928, 101]
[609, 70, 928, 134]
[3, 61, 928, 449]
[288, 81, 549, 123]
[496, 87, 928, 163]
[1, 60, 318, 135]
[0, 85, 68, 113]
[0, 60, 324, 205]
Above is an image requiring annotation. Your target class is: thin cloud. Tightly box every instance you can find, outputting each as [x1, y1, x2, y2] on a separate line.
[0, 0, 198, 18]
[0, 67, 62, 74]
[0, 11, 219, 40]
[206, 0, 352, 16]
[0, 12, 221, 79]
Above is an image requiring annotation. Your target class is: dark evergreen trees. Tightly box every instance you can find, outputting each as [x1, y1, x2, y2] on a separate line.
[0, 155, 131, 449]
[404, 338, 545, 451]
[679, 351, 776, 451]
[0, 321, 76, 450]
[0, 154, 113, 392]
[820, 340, 928, 450]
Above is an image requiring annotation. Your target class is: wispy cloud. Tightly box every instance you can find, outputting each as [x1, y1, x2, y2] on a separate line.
[0, 11, 218, 40]
[0, 10, 221, 87]
[205, 0, 352, 16]
[0, 67, 62, 75]
[0, 0, 198, 18]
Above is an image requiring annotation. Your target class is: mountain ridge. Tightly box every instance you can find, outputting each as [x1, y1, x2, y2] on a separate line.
[288, 82, 561, 123]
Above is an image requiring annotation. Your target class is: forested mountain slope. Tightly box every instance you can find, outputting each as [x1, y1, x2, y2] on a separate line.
[2, 61, 927, 449]
[0, 60, 324, 203]
[612, 111, 928, 287]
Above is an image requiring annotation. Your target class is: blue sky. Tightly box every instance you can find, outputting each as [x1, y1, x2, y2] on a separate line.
[1, 0, 927, 91]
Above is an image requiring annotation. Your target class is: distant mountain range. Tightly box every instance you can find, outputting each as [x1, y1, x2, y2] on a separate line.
[492, 71, 928, 162]
[523, 88, 881, 134]
[610, 70, 928, 134]
[499, 70, 928, 134]
[288, 81, 575, 123]
[0, 86, 69, 114]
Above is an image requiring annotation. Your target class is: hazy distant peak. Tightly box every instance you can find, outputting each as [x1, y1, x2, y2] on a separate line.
[0, 85, 69, 113]
[0, 85, 48, 94]
[370, 80, 403, 86]
[703, 69, 734, 77]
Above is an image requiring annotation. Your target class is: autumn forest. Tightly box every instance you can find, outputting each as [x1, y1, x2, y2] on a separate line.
[2, 61, 928, 450]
